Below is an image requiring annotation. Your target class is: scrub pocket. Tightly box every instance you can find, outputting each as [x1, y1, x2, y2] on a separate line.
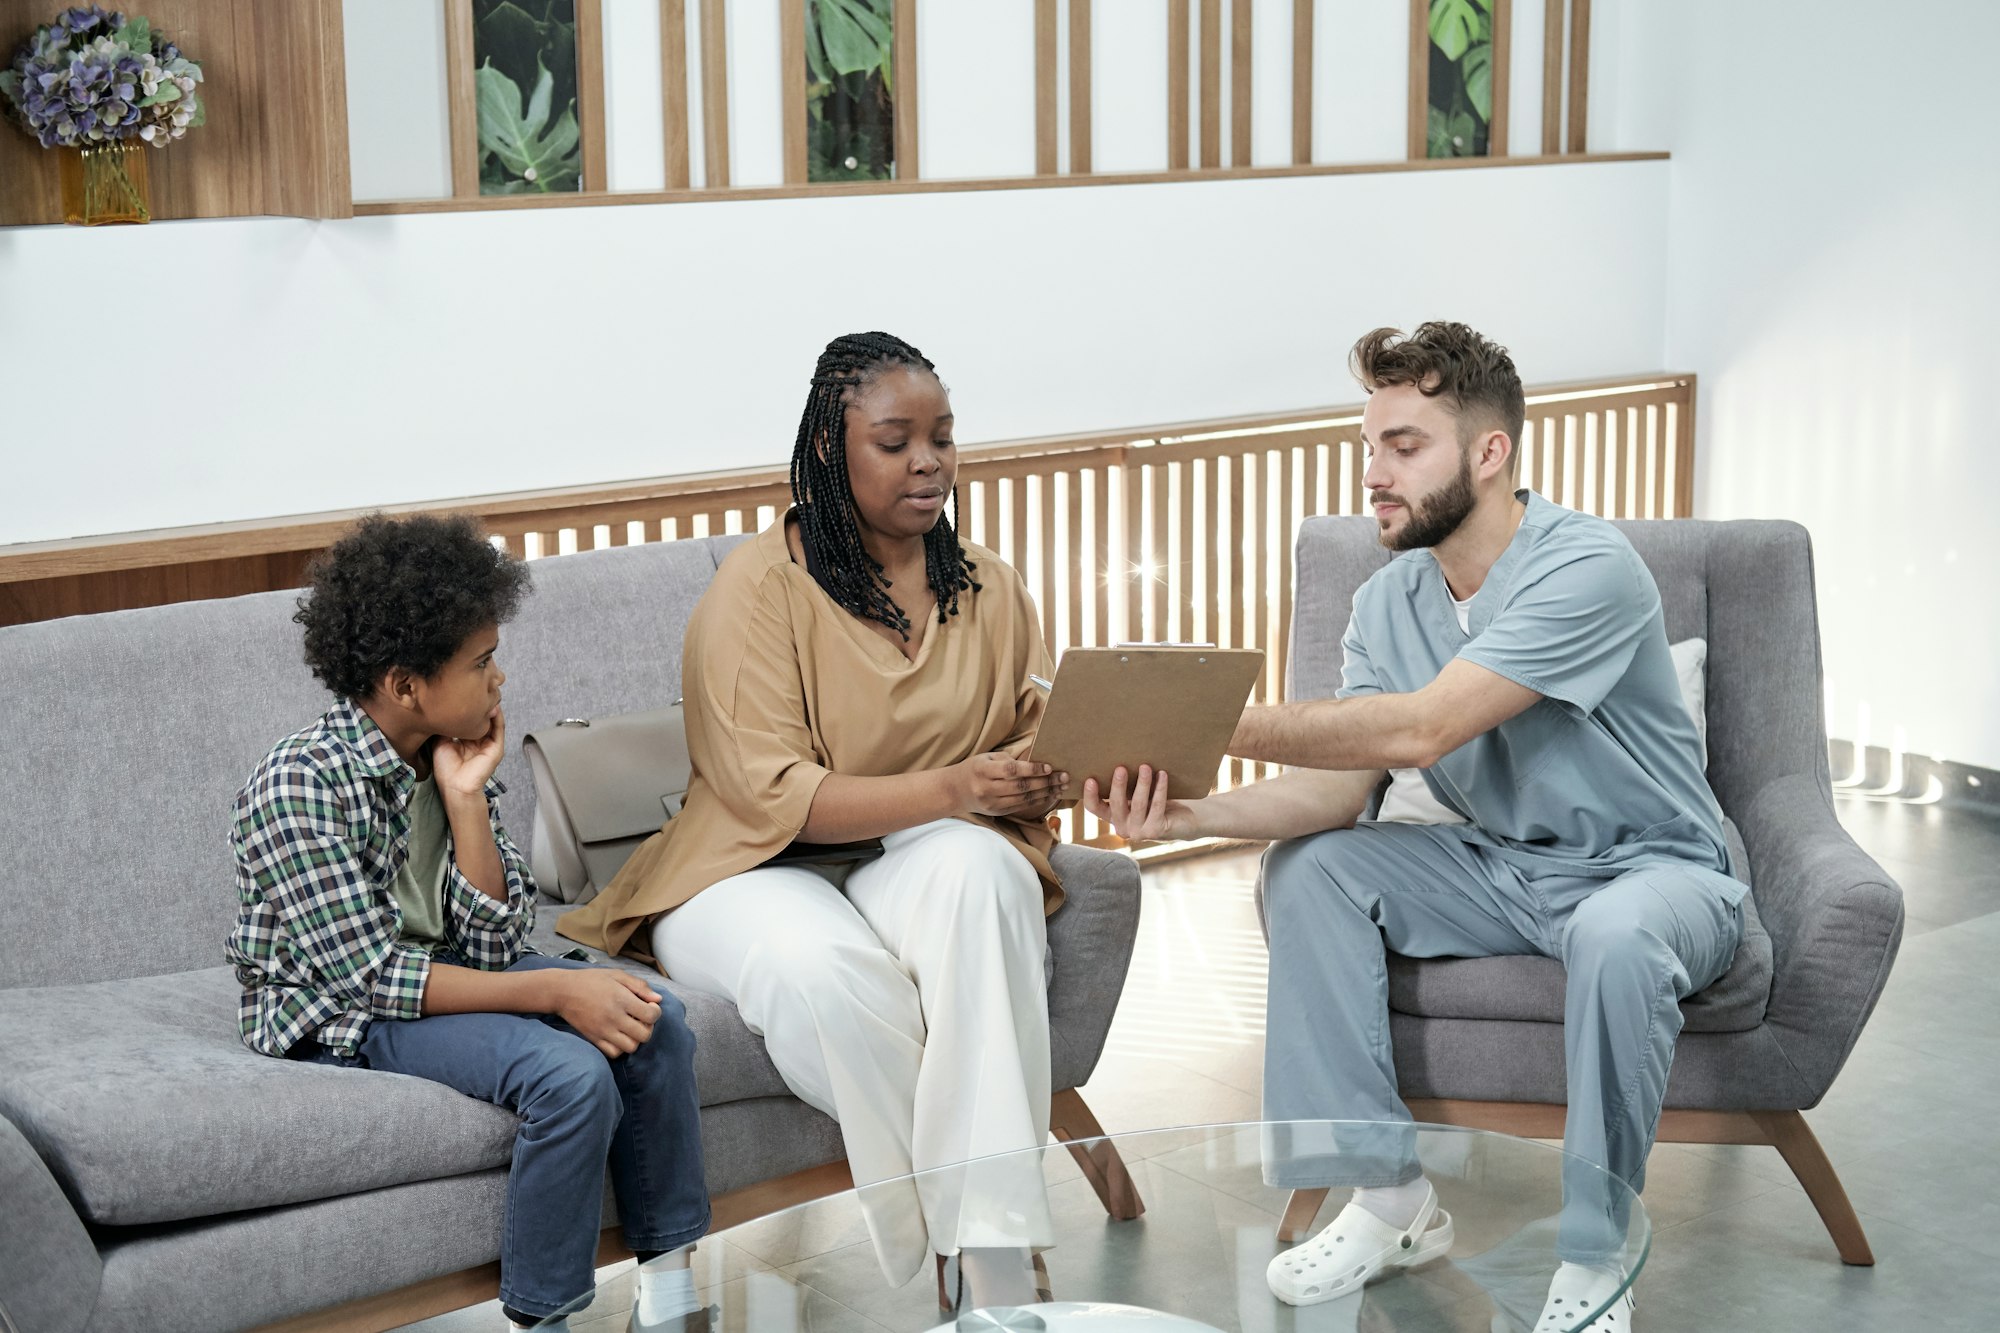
[1505, 696, 1576, 787]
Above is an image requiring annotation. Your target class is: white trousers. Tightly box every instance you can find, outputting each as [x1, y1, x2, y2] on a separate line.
[651, 818, 1056, 1282]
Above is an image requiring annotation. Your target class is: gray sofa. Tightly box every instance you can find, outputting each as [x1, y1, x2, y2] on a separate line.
[0, 534, 1143, 1333]
[1271, 515, 1905, 1263]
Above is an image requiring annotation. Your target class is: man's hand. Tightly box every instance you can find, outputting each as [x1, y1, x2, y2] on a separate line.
[1082, 765, 1201, 842]
[547, 968, 662, 1058]
[951, 753, 1069, 819]
[434, 706, 506, 799]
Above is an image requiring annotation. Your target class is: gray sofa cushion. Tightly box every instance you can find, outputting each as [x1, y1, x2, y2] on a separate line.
[1386, 881, 1774, 1034]
[1384, 816, 1775, 1034]
[0, 968, 519, 1227]
[0, 951, 799, 1227]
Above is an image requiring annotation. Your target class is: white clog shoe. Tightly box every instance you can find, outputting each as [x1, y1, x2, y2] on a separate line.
[1266, 1183, 1455, 1306]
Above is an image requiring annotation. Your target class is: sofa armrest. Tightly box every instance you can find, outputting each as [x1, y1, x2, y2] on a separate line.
[1737, 771, 1906, 1104]
[1045, 843, 1143, 1091]
[0, 1112, 100, 1333]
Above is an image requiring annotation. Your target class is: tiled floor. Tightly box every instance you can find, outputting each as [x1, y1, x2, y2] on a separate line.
[404, 794, 2000, 1331]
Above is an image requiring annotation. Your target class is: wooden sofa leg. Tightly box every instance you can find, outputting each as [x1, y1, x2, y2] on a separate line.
[1050, 1087, 1146, 1221]
[1277, 1188, 1330, 1243]
[1750, 1109, 1875, 1266]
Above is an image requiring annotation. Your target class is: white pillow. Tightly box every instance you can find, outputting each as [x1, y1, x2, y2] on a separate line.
[1670, 636, 1709, 765]
[1376, 637, 1709, 824]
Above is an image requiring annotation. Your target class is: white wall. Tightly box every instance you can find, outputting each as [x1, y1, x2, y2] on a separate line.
[0, 161, 1669, 545]
[1622, 0, 1999, 768]
[603, 0, 666, 192]
[344, 0, 452, 201]
[920, 2, 1035, 180]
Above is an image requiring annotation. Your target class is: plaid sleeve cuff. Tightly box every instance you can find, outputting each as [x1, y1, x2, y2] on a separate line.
[368, 942, 432, 1020]
[447, 865, 528, 926]
[442, 860, 534, 969]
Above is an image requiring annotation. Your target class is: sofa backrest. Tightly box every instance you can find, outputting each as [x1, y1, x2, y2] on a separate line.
[0, 535, 744, 990]
[1289, 514, 1831, 822]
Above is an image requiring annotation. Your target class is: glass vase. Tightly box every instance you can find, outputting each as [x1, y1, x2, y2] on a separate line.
[57, 143, 152, 226]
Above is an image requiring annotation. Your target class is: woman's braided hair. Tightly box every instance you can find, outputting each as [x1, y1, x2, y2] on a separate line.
[789, 331, 979, 640]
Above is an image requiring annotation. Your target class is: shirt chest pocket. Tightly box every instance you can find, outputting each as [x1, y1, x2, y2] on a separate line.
[1497, 697, 1576, 788]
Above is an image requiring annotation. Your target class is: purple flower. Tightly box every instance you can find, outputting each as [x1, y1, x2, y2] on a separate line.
[55, 7, 120, 37]
[0, 9, 201, 148]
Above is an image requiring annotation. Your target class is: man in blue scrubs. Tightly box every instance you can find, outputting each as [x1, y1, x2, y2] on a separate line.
[1084, 322, 1743, 1330]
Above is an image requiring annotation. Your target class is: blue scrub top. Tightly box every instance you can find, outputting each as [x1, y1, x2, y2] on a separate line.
[1338, 490, 1737, 891]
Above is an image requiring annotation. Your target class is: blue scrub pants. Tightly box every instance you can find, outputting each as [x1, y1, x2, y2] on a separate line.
[1259, 821, 1743, 1264]
[302, 954, 710, 1320]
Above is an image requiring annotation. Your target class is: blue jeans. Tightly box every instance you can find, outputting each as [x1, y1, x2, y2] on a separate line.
[303, 954, 710, 1320]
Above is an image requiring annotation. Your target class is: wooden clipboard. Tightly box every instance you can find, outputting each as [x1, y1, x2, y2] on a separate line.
[1029, 646, 1264, 802]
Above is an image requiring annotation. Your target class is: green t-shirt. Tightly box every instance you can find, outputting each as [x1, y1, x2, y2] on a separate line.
[388, 776, 451, 945]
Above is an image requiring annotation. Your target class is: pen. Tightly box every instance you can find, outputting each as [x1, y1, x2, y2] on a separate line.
[1028, 673, 1054, 692]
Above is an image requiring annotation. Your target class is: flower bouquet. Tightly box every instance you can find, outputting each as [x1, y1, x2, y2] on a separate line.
[0, 5, 204, 224]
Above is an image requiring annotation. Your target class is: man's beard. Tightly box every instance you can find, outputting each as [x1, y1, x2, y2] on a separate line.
[1377, 450, 1476, 551]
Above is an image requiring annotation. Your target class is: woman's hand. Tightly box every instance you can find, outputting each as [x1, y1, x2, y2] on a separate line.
[951, 752, 1069, 819]
[1081, 765, 1201, 842]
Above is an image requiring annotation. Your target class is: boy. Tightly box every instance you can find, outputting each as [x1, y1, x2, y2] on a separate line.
[227, 514, 710, 1331]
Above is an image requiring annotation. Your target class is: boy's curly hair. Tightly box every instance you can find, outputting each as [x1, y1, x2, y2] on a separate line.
[1350, 321, 1526, 451]
[294, 514, 531, 700]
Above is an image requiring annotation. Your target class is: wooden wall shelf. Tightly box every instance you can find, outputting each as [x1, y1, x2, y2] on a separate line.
[0, 0, 351, 226]
[350, 150, 1669, 217]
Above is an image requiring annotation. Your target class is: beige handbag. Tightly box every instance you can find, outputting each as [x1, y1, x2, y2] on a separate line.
[524, 704, 885, 905]
[524, 705, 690, 904]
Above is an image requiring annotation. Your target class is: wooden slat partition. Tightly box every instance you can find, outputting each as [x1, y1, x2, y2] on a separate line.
[780, 0, 808, 183]
[0, 376, 1697, 833]
[1035, 0, 1059, 174]
[1405, 0, 1429, 160]
[894, 0, 919, 178]
[1068, 0, 1093, 174]
[1292, 0, 1314, 164]
[1490, 0, 1512, 156]
[699, 0, 731, 187]
[1167, 0, 1191, 171]
[1230, 0, 1252, 167]
[660, 0, 692, 188]
[1542, 0, 1565, 154]
[1566, 0, 1591, 153]
[575, 0, 609, 191]
[1199, 0, 1222, 168]
[444, 0, 479, 197]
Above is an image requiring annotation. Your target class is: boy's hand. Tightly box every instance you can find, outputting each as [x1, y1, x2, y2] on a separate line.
[951, 753, 1068, 819]
[435, 706, 506, 799]
[1082, 765, 1200, 842]
[549, 968, 663, 1058]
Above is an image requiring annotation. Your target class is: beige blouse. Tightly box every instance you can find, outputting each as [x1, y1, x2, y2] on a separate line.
[556, 514, 1062, 960]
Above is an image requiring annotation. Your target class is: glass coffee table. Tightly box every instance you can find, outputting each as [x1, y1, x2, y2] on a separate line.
[552, 1121, 1646, 1332]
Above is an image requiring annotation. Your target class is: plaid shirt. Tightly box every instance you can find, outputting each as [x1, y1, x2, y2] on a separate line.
[226, 698, 537, 1057]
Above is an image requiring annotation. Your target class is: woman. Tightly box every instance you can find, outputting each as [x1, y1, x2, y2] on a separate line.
[559, 332, 1065, 1312]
